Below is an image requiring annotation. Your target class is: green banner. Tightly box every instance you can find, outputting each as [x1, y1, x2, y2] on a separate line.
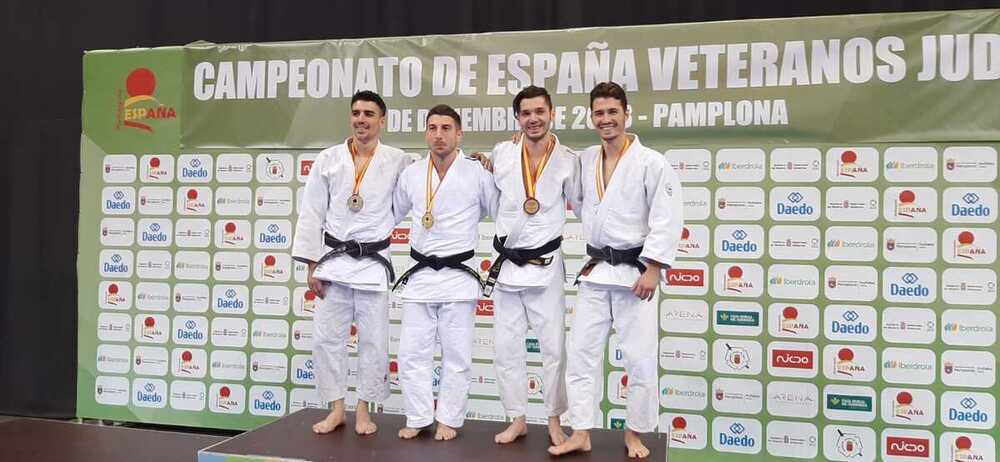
[80, 9, 999, 462]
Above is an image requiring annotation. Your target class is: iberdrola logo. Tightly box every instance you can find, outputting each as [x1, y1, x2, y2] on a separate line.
[116, 68, 177, 132]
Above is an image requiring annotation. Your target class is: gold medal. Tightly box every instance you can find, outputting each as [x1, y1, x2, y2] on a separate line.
[522, 197, 540, 215]
[520, 135, 555, 215]
[347, 193, 364, 212]
[421, 211, 435, 229]
[348, 138, 376, 213]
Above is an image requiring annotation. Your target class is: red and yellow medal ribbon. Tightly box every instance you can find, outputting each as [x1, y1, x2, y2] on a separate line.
[521, 135, 555, 203]
[596, 135, 632, 201]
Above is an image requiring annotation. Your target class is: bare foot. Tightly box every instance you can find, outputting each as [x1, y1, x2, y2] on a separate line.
[548, 416, 568, 446]
[434, 422, 458, 441]
[494, 416, 528, 444]
[312, 406, 345, 434]
[398, 426, 423, 439]
[548, 430, 591, 456]
[624, 429, 650, 458]
[354, 400, 377, 435]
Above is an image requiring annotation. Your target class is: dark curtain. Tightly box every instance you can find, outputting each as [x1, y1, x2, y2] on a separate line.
[0, 0, 994, 418]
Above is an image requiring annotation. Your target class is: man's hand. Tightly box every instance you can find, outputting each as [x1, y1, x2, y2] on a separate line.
[632, 263, 661, 301]
[307, 262, 327, 299]
[467, 152, 494, 172]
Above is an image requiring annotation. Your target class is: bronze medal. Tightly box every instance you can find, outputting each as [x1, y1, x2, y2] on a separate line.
[421, 211, 435, 229]
[523, 197, 540, 215]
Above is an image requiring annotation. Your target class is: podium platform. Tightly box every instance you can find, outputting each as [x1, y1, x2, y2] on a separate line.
[199, 408, 667, 462]
[0, 418, 226, 462]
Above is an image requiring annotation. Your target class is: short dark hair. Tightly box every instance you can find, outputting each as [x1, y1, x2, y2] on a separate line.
[425, 104, 461, 127]
[589, 81, 628, 111]
[351, 90, 387, 116]
[512, 85, 552, 115]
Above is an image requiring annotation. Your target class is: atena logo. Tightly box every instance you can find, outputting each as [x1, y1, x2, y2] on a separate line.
[116, 68, 177, 133]
[944, 188, 997, 223]
[770, 187, 820, 221]
[880, 388, 935, 426]
[941, 391, 995, 430]
[712, 417, 761, 454]
[766, 381, 819, 419]
[661, 299, 709, 334]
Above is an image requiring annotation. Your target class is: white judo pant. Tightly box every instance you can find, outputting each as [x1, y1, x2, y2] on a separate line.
[398, 300, 475, 428]
[493, 281, 568, 419]
[566, 282, 659, 433]
[312, 282, 390, 407]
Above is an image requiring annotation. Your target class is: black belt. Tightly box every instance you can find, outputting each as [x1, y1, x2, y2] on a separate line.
[483, 235, 562, 297]
[575, 244, 646, 285]
[314, 233, 396, 283]
[392, 249, 482, 292]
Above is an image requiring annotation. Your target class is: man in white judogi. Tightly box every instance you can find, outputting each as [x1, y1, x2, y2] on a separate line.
[549, 82, 683, 459]
[481, 86, 580, 446]
[293, 91, 412, 436]
[393, 104, 499, 441]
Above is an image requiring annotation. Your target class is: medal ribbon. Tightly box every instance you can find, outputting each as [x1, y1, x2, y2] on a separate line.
[596, 135, 632, 201]
[425, 155, 450, 218]
[520, 135, 555, 203]
[350, 138, 376, 196]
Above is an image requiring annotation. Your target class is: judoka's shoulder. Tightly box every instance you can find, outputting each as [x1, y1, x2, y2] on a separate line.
[315, 143, 346, 163]
[399, 155, 426, 177]
[377, 143, 408, 158]
[492, 140, 516, 154]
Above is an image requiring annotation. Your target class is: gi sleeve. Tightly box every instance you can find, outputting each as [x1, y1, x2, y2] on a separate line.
[292, 151, 331, 264]
[392, 164, 413, 226]
[563, 149, 584, 219]
[639, 153, 684, 269]
[478, 163, 500, 219]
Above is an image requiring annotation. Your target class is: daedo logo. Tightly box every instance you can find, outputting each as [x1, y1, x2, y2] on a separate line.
[722, 228, 757, 254]
[115, 68, 176, 132]
[952, 192, 993, 219]
[257, 222, 289, 246]
[774, 190, 816, 217]
[180, 157, 210, 180]
[135, 381, 164, 404]
[831, 310, 870, 336]
[888, 271, 931, 299]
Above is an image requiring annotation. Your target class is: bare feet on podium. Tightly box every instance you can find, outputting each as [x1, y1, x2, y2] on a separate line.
[354, 400, 377, 435]
[434, 422, 458, 441]
[547, 416, 568, 446]
[494, 415, 528, 444]
[312, 400, 346, 434]
[548, 430, 591, 456]
[398, 426, 424, 439]
[624, 429, 650, 458]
